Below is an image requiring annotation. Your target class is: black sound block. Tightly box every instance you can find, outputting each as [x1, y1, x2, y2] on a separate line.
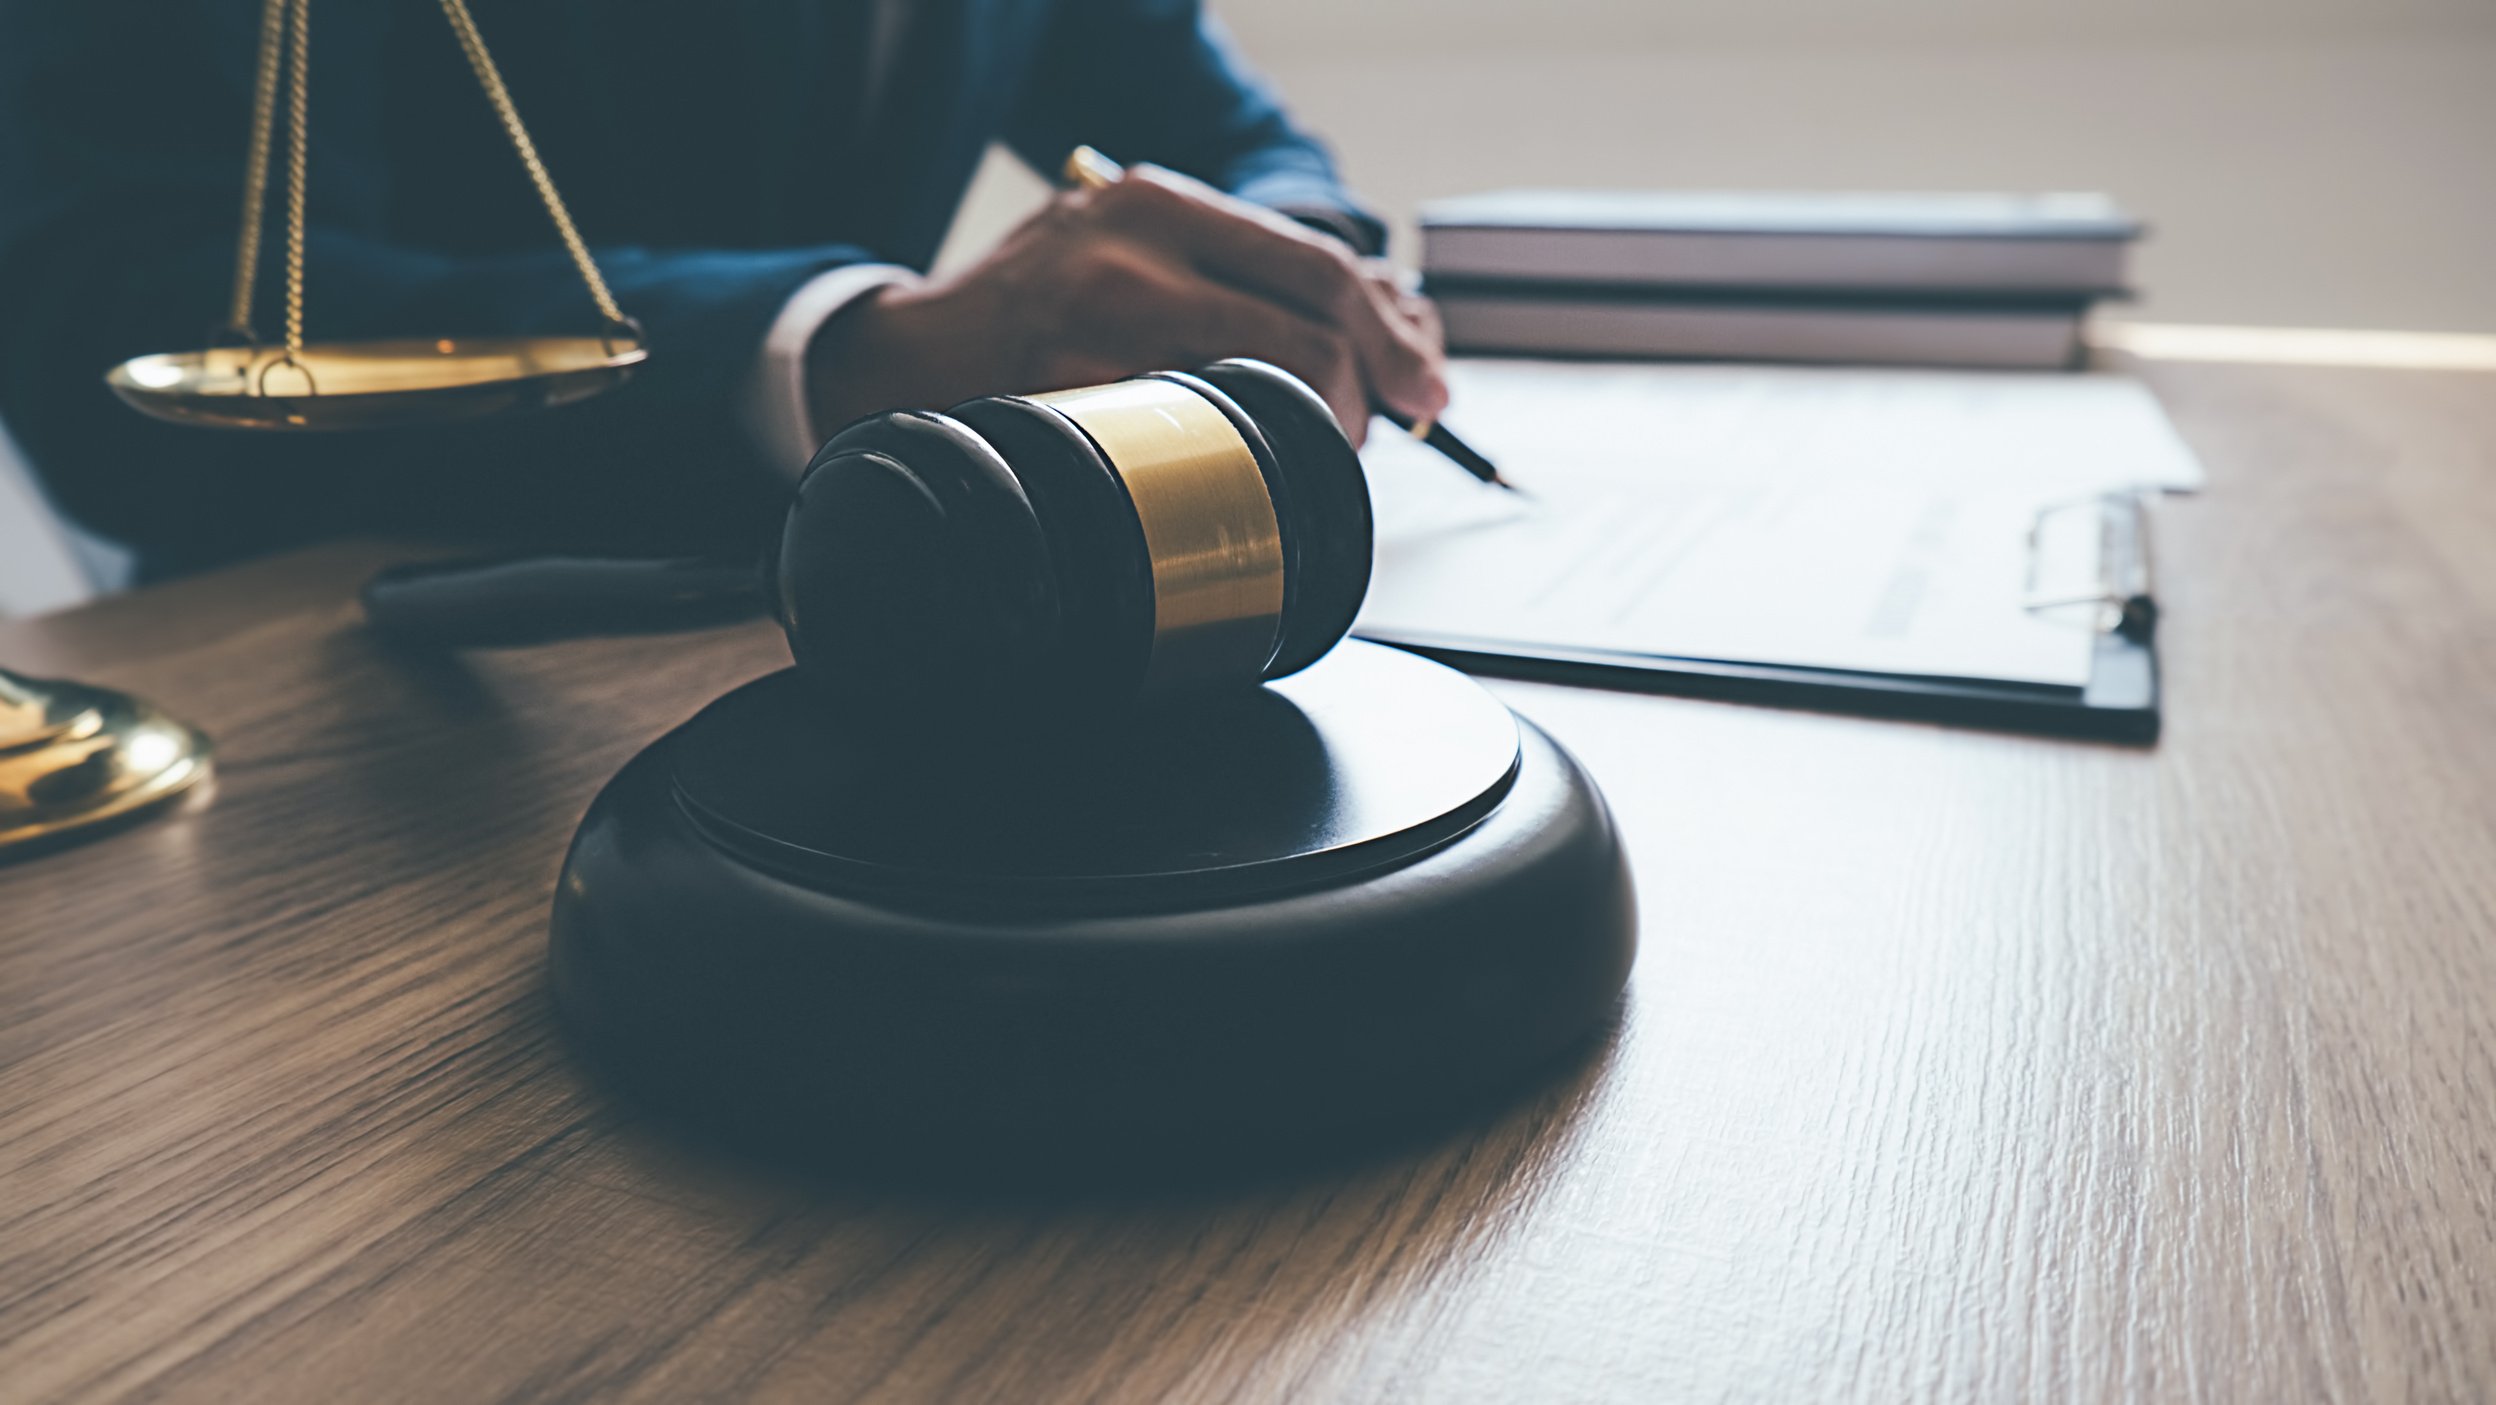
[550, 642, 1635, 1177]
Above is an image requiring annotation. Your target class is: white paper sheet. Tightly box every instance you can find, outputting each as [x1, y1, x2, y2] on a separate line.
[1355, 360, 2204, 688]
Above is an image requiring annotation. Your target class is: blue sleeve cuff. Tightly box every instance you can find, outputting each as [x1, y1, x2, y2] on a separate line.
[1232, 171, 1388, 258]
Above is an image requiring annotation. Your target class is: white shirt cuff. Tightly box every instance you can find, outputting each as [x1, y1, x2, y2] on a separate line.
[744, 262, 917, 480]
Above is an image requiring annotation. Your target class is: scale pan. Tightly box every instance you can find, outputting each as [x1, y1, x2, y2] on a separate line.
[106, 334, 646, 432]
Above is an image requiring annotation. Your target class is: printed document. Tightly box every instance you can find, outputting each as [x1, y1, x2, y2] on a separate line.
[1356, 360, 2203, 688]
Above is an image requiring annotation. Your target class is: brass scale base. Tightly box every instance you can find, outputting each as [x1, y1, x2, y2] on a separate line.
[0, 669, 213, 856]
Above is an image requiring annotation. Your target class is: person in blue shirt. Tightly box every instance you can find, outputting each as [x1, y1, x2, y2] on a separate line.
[0, 0, 1445, 580]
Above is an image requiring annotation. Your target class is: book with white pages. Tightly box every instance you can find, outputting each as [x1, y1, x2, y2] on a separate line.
[1354, 359, 2204, 740]
[1420, 190, 2141, 294]
[1429, 287, 2090, 370]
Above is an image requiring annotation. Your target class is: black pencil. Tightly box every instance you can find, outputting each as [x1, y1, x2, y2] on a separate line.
[1376, 408, 1518, 491]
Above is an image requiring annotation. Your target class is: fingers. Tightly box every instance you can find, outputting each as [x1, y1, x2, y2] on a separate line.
[1139, 264, 1374, 448]
[1085, 166, 1447, 421]
[1355, 265, 1448, 420]
[1365, 258, 1444, 351]
[1193, 304, 1372, 448]
[1049, 240, 1372, 445]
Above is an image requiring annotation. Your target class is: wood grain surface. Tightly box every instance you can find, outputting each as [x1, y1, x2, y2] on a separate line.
[3, 357, 2492, 1403]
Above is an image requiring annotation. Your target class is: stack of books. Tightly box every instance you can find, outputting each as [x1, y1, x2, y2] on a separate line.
[1420, 191, 2142, 370]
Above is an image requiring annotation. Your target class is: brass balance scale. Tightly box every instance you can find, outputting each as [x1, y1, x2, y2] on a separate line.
[2, 0, 641, 855]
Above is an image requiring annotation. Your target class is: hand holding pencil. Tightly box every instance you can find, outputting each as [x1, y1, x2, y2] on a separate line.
[1062, 146, 1515, 491]
[805, 142, 1449, 451]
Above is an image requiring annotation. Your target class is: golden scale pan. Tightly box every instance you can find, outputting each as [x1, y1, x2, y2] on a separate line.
[107, 332, 643, 433]
[107, 0, 653, 434]
[9, 0, 637, 854]
[106, 0, 647, 433]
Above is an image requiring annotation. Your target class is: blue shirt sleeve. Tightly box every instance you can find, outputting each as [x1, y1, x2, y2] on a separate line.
[999, 0, 1387, 256]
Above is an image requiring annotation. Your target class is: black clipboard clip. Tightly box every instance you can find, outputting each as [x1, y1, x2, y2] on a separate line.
[2025, 491, 2158, 640]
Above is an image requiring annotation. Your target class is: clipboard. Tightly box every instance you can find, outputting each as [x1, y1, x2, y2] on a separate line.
[1358, 492, 2162, 743]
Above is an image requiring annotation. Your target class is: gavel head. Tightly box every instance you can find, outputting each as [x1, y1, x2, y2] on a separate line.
[767, 359, 1372, 723]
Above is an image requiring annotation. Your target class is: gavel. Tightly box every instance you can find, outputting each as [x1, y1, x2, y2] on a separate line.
[362, 359, 1372, 722]
[369, 357, 1639, 1174]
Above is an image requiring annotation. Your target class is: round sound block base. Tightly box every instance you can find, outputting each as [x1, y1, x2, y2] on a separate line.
[550, 644, 1635, 1177]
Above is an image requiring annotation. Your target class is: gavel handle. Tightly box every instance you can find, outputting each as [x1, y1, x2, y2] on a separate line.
[361, 554, 768, 647]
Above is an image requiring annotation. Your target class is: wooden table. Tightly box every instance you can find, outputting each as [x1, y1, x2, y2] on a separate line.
[4, 356, 2492, 1403]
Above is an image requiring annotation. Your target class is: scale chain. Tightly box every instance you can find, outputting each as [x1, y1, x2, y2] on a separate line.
[281, 0, 310, 358]
[437, 0, 630, 331]
[223, 0, 287, 340]
[221, 0, 634, 369]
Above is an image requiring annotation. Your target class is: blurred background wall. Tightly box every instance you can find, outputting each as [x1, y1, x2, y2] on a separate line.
[941, 0, 2496, 332]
